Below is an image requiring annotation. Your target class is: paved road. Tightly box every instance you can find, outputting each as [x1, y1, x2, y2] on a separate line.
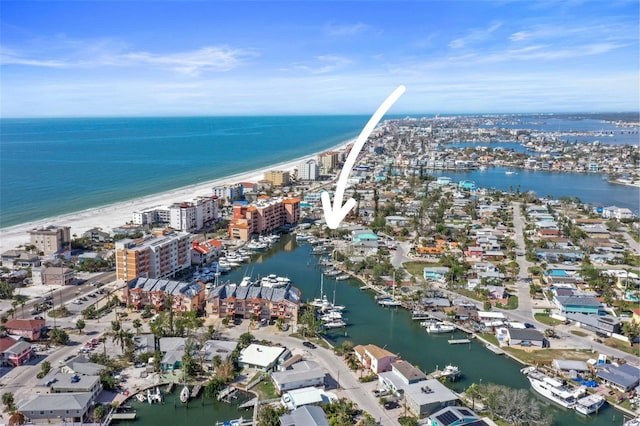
[224, 326, 400, 425]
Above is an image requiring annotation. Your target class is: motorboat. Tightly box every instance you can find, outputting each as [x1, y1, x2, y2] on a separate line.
[180, 385, 190, 403]
[522, 367, 586, 409]
[441, 365, 461, 381]
[335, 274, 350, 281]
[574, 393, 605, 415]
[378, 298, 402, 307]
[323, 319, 347, 328]
[424, 321, 456, 334]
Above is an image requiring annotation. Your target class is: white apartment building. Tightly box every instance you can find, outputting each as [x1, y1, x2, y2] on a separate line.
[298, 159, 319, 181]
[133, 196, 218, 232]
[212, 184, 243, 200]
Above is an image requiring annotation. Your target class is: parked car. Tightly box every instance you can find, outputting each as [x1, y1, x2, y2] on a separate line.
[302, 341, 316, 349]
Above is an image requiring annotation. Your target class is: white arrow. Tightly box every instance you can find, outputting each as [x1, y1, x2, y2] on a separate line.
[321, 85, 406, 229]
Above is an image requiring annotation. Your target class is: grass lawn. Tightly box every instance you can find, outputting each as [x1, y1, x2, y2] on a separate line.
[534, 313, 564, 326]
[255, 377, 279, 400]
[504, 347, 595, 364]
[403, 261, 440, 278]
[570, 330, 588, 337]
[605, 338, 640, 357]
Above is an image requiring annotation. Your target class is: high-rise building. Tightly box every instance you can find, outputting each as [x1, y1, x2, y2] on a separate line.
[263, 170, 291, 187]
[228, 197, 300, 240]
[211, 184, 244, 200]
[318, 151, 339, 172]
[115, 229, 190, 281]
[298, 159, 319, 181]
[28, 226, 71, 255]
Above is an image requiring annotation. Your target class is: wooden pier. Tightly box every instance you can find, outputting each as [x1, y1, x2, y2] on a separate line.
[191, 383, 202, 398]
[239, 397, 258, 409]
[217, 386, 238, 402]
[112, 413, 137, 420]
[165, 382, 175, 393]
[485, 343, 505, 355]
[448, 338, 471, 345]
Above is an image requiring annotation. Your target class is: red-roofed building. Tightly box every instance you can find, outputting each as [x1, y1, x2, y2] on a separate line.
[5, 318, 46, 341]
[228, 197, 300, 241]
[0, 336, 34, 367]
[191, 239, 225, 265]
[631, 308, 640, 324]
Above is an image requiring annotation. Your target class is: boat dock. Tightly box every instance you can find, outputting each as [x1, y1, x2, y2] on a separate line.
[214, 417, 253, 426]
[485, 343, 505, 355]
[112, 413, 137, 420]
[239, 397, 258, 409]
[165, 382, 175, 393]
[448, 339, 471, 345]
[411, 311, 431, 320]
[191, 383, 202, 398]
[217, 386, 238, 402]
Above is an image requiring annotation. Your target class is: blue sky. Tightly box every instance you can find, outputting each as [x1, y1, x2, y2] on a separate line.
[1, 1, 638, 117]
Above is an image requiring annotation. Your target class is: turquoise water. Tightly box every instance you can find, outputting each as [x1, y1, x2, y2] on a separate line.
[0, 116, 367, 227]
[1, 115, 637, 228]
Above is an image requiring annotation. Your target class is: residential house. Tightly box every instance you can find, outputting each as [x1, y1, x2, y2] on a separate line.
[566, 313, 622, 335]
[60, 355, 106, 377]
[199, 340, 238, 372]
[596, 363, 640, 392]
[551, 360, 590, 374]
[191, 239, 224, 265]
[44, 372, 102, 399]
[159, 337, 186, 371]
[82, 228, 111, 243]
[4, 318, 46, 341]
[1, 250, 41, 269]
[279, 405, 329, 426]
[502, 328, 547, 348]
[271, 360, 326, 393]
[281, 387, 336, 411]
[554, 295, 601, 315]
[0, 337, 34, 367]
[423, 267, 449, 283]
[427, 406, 493, 426]
[351, 229, 379, 257]
[238, 344, 286, 372]
[17, 393, 93, 424]
[41, 266, 75, 286]
[353, 344, 398, 374]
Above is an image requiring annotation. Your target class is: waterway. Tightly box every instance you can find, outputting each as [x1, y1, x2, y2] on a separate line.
[117, 236, 631, 425]
[113, 386, 252, 425]
[431, 166, 639, 215]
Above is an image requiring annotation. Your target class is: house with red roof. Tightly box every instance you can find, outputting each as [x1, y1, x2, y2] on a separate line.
[0, 336, 34, 366]
[5, 318, 46, 341]
[191, 239, 224, 265]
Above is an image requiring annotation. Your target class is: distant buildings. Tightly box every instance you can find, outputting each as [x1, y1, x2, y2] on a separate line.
[298, 159, 319, 181]
[28, 225, 71, 255]
[263, 170, 291, 187]
[115, 229, 191, 281]
[228, 197, 300, 241]
[212, 183, 244, 201]
[318, 151, 339, 173]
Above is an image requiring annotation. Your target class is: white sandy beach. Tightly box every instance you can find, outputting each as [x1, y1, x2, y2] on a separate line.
[0, 140, 351, 253]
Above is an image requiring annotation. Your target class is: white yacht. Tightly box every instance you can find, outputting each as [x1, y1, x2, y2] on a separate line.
[574, 393, 605, 415]
[180, 385, 189, 403]
[522, 367, 586, 409]
[424, 321, 456, 334]
[442, 365, 461, 380]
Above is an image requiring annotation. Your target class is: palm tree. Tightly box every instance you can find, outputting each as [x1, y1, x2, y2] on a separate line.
[466, 383, 481, 410]
[132, 319, 142, 335]
[8, 411, 25, 426]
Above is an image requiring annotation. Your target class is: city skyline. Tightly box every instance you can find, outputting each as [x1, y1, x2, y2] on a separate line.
[1, 0, 638, 117]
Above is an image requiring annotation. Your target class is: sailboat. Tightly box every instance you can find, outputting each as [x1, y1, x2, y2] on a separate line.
[310, 274, 329, 308]
[378, 272, 402, 307]
[180, 375, 189, 403]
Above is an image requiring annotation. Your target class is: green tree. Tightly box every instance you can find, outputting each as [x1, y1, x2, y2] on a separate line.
[132, 318, 142, 335]
[2, 392, 16, 414]
[93, 404, 105, 421]
[238, 332, 254, 350]
[76, 319, 86, 335]
[398, 416, 419, 426]
[204, 377, 225, 400]
[0, 282, 14, 299]
[49, 328, 69, 345]
[37, 360, 52, 379]
[256, 405, 286, 426]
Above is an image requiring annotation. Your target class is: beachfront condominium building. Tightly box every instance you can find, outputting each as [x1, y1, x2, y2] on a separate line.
[115, 229, 190, 281]
[318, 151, 339, 173]
[297, 159, 319, 181]
[132, 196, 218, 232]
[212, 183, 244, 201]
[168, 196, 219, 233]
[228, 197, 300, 241]
[263, 170, 291, 187]
[28, 225, 71, 255]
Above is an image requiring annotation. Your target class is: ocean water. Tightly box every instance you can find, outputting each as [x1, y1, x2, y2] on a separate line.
[0, 116, 367, 227]
[1, 115, 637, 228]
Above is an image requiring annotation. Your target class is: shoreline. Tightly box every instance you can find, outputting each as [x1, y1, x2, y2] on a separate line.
[0, 138, 354, 253]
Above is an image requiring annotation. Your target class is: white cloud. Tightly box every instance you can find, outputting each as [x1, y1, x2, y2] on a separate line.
[0, 42, 256, 75]
[324, 22, 369, 37]
[449, 22, 502, 49]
